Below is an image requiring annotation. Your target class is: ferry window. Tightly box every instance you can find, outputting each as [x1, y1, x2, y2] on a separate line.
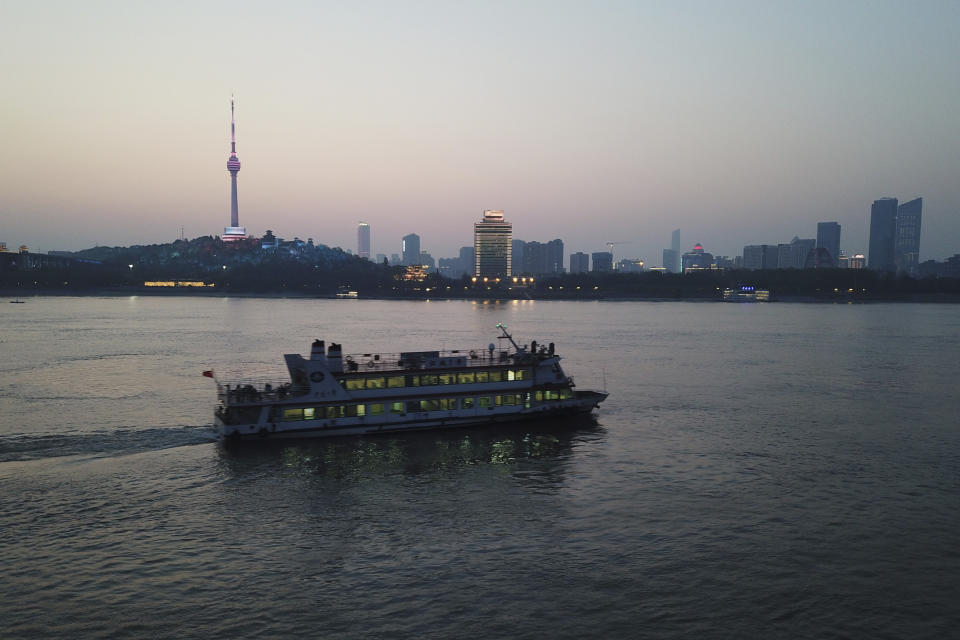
[326, 406, 343, 419]
[494, 395, 503, 407]
[387, 376, 405, 388]
[438, 373, 456, 385]
[535, 391, 543, 402]
[303, 408, 316, 420]
[502, 394, 515, 406]
[440, 398, 456, 410]
[345, 379, 364, 390]
[507, 370, 516, 381]
[488, 371, 503, 382]
[420, 399, 441, 412]
[524, 393, 531, 408]
[390, 402, 404, 414]
[366, 377, 386, 389]
[368, 403, 385, 415]
[283, 408, 304, 421]
[462, 397, 475, 409]
[475, 371, 489, 383]
[407, 400, 420, 412]
[420, 374, 439, 386]
[407, 375, 420, 387]
[516, 369, 529, 380]
[344, 405, 365, 417]
[457, 372, 475, 384]
[478, 396, 491, 408]
[560, 389, 574, 399]
[515, 394, 524, 405]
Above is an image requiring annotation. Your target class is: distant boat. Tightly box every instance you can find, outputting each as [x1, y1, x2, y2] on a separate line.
[10, 296, 24, 304]
[722, 285, 770, 302]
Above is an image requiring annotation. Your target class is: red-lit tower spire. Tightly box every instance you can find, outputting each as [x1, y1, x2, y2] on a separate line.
[223, 95, 246, 242]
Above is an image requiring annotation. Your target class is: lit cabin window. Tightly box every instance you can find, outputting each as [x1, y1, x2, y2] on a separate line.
[303, 408, 316, 420]
[494, 395, 503, 407]
[560, 389, 574, 399]
[438, 373, 456, 385]
[440, 398, 456, 410]
[502, 394, 516, 406]
[390, 402, 404, 414]
[475, 371, 489, 383]
[462, 397, 475, 409]
[458, 372, 475, 384]
[488, 370, 503, 382]
[366, 377, 386, 389]
[326, 406, 343, 418]
[368, 403, 384, 415]
[283, 408, 304, 421]
[345, 379, 364, 390]
[387, 376, 405, 388]
[478, 397, 491, 408]
[535, 391, 543, 401]
[420, 399, 441, 412]
[420, 374, 439, 386]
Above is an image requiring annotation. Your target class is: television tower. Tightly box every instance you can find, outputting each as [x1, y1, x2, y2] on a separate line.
[223, 95, 246, 242]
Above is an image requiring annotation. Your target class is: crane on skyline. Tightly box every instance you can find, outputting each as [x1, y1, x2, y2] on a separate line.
[606, 241, 633, 267]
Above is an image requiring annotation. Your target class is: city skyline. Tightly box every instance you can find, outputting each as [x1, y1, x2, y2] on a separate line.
[2, 2, 959, 262]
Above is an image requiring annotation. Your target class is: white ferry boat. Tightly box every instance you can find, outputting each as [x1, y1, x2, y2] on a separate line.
[209, 324, 608, 440]
[722, 285, 770, 302]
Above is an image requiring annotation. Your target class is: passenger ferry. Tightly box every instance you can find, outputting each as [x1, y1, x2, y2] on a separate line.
[722, 285, 770, 302]
[209, 324, 608, 440]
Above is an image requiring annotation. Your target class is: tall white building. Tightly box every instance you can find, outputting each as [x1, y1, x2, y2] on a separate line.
[474, 210, 512, 278]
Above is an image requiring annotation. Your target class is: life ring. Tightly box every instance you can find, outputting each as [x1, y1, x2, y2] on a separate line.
[366, 360, 376, 368]
[310, 371, 325, 383]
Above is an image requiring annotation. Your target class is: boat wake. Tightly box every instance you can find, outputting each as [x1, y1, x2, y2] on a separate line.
[0, 426, 217, 463]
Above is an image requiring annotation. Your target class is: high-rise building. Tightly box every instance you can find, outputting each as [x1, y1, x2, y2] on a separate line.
[789, 237, 816, 269]
[223, 96, 247, 242]
[670, 229, 681, 273]
[817, 222, 841, 268]
[744, 244, 777, 270]
[868, 197, 898, 271]
[682, 243, 714, 271]
[512, 240, 526, 270]
[570, 252, 589, 274]
[402, 234, 421, 266]
[592, 251, 613, 272]
[895, 197, 922, 277]
[375, 253, 387, 264]
[520, 239, 564, 275]
[474, 210, 512, 278]
[357, 222, 371, 260]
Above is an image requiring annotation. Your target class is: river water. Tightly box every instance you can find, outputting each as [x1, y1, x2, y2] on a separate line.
[1, 297, 958, 639]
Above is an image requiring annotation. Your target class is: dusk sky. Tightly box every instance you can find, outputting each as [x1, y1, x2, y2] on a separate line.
[2, 0, 959, 264]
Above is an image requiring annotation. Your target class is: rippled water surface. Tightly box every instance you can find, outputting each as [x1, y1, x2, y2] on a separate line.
[2, 297, 959, 639]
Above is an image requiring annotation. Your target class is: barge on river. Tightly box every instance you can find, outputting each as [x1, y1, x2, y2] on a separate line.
[209, 324, 607, 440]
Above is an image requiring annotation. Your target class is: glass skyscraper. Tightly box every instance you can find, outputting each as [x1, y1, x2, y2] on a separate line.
[868, 198, 898, 271]
[816, 222, 841, 268]
[895, 198, 922, 277]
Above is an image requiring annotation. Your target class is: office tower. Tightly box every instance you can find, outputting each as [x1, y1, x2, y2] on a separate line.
[682, 243, 713, 271]
[375, 253, 387, 264]
[222, 96, 247, 242]
[512, 240, 526, 269]
[357, 222, 371, 259]
[592, 251, 613, 272]
[868, 197, 898, 271]
[402, 233, 420, 266]
[895, 198, 922, 277]
[790, 237, 816, 269]
[474, 210, 512, 278]
[817, 222, 842, 267]
[776, 243, 792, 268]
[570, 252, 589, 274]
[744, 244, 777, 270]
[662, 249, 678, 273]
[670, 229, 681, 273]
[459, 246, 475, 270]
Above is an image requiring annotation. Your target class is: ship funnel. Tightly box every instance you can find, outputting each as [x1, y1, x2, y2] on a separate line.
[327, 343, 343, 373]
[310, 339, 326, 361]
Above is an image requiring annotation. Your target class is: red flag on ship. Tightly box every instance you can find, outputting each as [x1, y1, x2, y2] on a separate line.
[202, 370, 215, 378]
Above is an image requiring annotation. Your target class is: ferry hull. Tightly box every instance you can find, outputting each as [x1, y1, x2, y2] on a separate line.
[216, 392, 607, 442]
